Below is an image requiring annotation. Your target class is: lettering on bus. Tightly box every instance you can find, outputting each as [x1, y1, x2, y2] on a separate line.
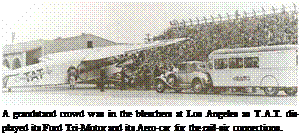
[232, 76, 251, 81]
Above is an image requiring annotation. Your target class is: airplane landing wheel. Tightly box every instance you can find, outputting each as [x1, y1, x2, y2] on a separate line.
[155, 80, 166, 93]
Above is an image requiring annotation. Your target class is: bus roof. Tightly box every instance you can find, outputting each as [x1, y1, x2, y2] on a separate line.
[208, 45, 298, 58]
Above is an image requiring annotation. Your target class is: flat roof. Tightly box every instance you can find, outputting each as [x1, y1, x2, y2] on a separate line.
[2, 34, 118, 55]
[3, 40, 44, 55]
[209, 45, 298, 57]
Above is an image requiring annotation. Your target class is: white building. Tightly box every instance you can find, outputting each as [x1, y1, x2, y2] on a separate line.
[2, 33, 117, 70]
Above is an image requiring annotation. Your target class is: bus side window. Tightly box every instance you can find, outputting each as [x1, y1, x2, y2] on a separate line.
[229, 58, 243, 69]
[214, 58, 228, 69]
[244, 57, 259, 68]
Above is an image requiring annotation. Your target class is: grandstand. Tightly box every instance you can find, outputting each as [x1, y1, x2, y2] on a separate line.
[144, 4, 298, 69]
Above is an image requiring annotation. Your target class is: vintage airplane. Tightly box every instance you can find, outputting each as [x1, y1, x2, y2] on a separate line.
[3, 38, 188, 91]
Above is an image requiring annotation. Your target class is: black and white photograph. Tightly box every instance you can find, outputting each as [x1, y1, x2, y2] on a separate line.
[1, 1, 300, 133]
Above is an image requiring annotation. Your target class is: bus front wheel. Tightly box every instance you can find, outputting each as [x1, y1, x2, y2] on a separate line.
[260, 76, 279, 96]
[263, 87, 279, 96]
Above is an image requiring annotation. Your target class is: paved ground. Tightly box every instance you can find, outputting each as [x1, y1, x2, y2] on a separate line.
[2, 84, 297, 106]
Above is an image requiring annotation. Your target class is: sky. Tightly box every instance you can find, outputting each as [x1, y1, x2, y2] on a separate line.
[0, 1, 298, 45]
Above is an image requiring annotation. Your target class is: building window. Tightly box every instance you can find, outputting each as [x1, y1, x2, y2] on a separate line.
[214, 58, 228, 69]
[12, 58, 21, 70]
[3, 59, 10, 69]
[229, 58, 243, 69]
[244, 57, 259, 68]
[87, 41, 93, 48]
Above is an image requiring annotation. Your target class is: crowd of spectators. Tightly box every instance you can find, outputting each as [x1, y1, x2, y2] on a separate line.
[145, 10, 298, 69]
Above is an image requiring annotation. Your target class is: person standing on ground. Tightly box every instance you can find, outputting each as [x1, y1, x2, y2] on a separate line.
[67, 66, 77, 90]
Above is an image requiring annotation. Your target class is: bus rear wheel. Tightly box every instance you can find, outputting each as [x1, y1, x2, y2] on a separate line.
[284, 87, 297, 96]
[263, 87, 279, 96]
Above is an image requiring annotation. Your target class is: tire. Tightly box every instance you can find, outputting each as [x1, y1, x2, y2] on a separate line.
[167, 75, 177, 87]
[77, 63, 88, 81]
[155, 80, 166, 93]
[263, 87, 279, 96]
[260, 76, 279, 96]
[191, 80, 204, 93]
[284, 87, 297, 96]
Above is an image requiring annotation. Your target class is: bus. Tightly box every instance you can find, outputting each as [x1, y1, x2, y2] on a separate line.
[207, 45, 298, 96]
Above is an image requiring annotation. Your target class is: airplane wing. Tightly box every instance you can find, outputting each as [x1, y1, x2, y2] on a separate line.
[83, 38, 188, 61]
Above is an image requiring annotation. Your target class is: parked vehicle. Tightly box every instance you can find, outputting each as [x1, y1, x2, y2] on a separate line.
[154, 61, 210, 93]
[206, 45, 298, 96]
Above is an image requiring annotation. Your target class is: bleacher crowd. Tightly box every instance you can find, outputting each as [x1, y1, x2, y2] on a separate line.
[145, 9, 298, 69]
[119, 8, 298, 89]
